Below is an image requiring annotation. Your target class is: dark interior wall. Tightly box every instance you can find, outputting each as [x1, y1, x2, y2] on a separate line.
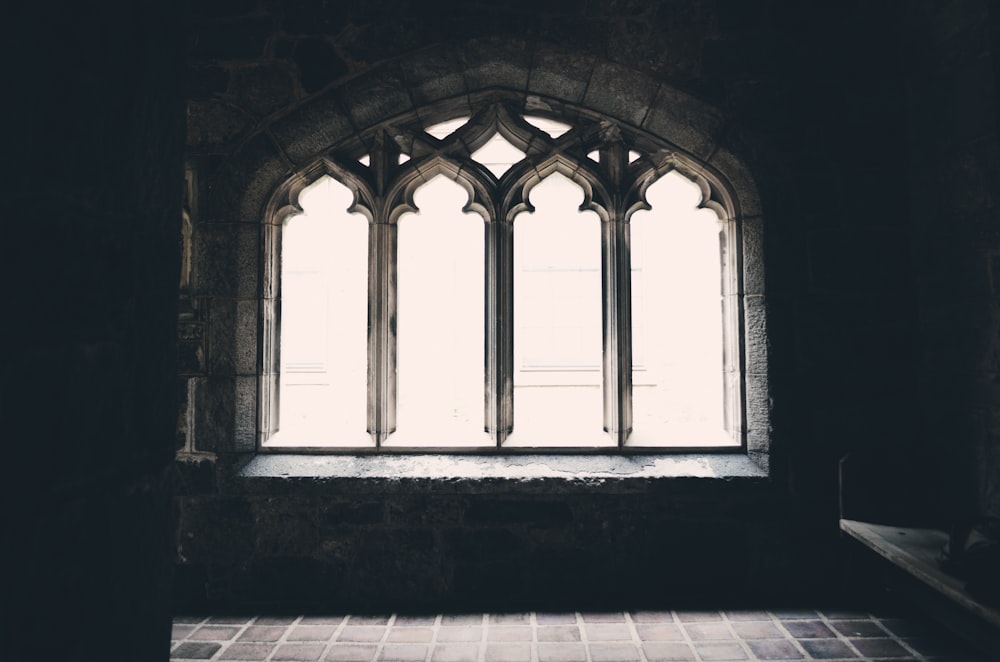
[3, 1, 187, 660]
[174, 0, 1000, 609]
[901, 1, 1000, 522]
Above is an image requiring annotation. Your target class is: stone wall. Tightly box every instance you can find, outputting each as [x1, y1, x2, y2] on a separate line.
[175, 0, 1000, 609]
[902, 0, 1000, 521]
[4, 1, 187, 659]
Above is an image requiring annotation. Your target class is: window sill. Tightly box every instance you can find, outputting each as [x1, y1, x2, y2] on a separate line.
[231, 453, 768, 495]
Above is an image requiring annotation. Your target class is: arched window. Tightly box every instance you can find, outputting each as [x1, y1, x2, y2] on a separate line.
[260, 96, 744, 452]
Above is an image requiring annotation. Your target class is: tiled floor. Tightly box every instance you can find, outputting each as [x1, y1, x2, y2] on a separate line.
[171, 608, 989, 661]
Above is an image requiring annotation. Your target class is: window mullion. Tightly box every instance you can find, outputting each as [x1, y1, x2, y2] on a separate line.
[601, 214, 633, 447]
[485, 217, 514, 446]
[367, 217, 397, 448]
[600, 139, 634, 447]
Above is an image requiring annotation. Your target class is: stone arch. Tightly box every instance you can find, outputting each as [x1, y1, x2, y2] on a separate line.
[211, 41, 767, 464]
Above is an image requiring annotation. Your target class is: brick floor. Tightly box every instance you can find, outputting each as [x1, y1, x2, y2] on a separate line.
[171, 608, 990, 660]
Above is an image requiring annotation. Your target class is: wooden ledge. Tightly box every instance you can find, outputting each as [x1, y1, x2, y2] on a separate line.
[840, 518, 1000, 629]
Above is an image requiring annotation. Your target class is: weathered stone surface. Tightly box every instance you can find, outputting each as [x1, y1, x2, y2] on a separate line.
[399, 45, 468, 107]
[231, 64, 297, 116]
[270, 91, 355, 165]
[582, 62, 660, 128]
[642, 84, 724, 160]
[527, 43, 594, 104]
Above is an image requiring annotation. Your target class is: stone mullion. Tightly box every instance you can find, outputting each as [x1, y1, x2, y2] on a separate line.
[600, 137, 633, 447]
[367, 214, 397, 448]
[485, 216, 514, 446]
[601, 213, 633, 446]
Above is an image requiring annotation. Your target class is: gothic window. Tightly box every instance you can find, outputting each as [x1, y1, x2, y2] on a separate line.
[261, 99, 743, 451]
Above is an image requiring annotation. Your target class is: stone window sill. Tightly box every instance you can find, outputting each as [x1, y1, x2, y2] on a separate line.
[231, 453, 768, 495]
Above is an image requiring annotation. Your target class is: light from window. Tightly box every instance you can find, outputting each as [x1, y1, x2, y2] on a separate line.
[272, 176, 369, 447]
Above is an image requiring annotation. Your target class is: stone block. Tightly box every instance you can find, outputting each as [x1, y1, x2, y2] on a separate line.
[235, 298, 258, 375]
[172, 456, 217, 496]
[177, 497, 254, 564]
[231, 63, 297, 116]
[744, 295, 768, 377]
[582, 62, 659, 128]
[465, 499, 572, 527]
[269, 91, 356, 165]
[208, 296, 236, 375]
[641, 85, 724, 160]
[193, 224, 238, 297]
[744, 372, 770, 442]
[214, 132, 293, 223]
[443, 528, 524, 560]
[341, 65, 413, 131]
[527, 43, 595, 104]
[194, 377, 235, 453]
[320, 501, 386, 526]
[741, 216, 765, 295]
[235, 375, 258, 452]
[399, 45, 467, 107]
[460, 37, 531, 93]
[707, 147, 762, 218]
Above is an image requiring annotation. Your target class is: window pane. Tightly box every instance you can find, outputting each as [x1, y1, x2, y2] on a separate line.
[272, 176, 369, 447]
[390, 175, 490, 448]
[629, 171, 732, 446]
[507, 172, 610, 448]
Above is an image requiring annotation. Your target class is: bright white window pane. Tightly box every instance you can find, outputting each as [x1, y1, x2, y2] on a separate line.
[272, 176, 369, 447]
[629, 171, 732, 446]
[425, 116, 469, 138]
[523, 115, 572, 138]
[471, 133, 525, 178]
[507, 172, 610, 448]
[390, 175, 490, 448]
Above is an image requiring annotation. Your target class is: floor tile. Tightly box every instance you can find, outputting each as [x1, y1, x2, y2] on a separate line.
[746, 639, 803, 660]
[584, 623, 632, 640]
[536, 625, 581, 642]
[631, 610, 676, 623]
[489, 613, 531, 625]
[849, 637, 911, 658]
[189, 625, 241, 641]
[799, 638, 859, 659]
[237, 625, 287, 642]
[436, 625, 482, 642]
[535, 613, 578, 624]
[487, 625, 532, 641]
[431, 643, 481, 662]
[831, 619, 887, 638]
[219, 642, 274, 660]
[272, 642, 326, 661]
[589, 642, 642, 661]
[694, 642, 748, 660]
[683, 622, 733, 640]
[730, 621, 782, 639]
[581, 612, 626, 623]
[642, 641, 697, 661]
[386, 626, 433, 643]
[484, 642, 531, 661]
[393, 615, 437, 626]
[255, 615, 298, 626]
[324, 644, 378, 661]
[338, 625, 386, 642]
[676, 610, 724, 622]
[172, 641, 221, 659]
[378, 643, 429, 661]
[724, 611, 770, 622]
[440, 614, 483, 626]
[781, 620, 834, 638]
[635, 623, 683, 640]
[288, 624, 337, 641]
[171, 624, 196, 639]
[536, 642, 588, 662]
